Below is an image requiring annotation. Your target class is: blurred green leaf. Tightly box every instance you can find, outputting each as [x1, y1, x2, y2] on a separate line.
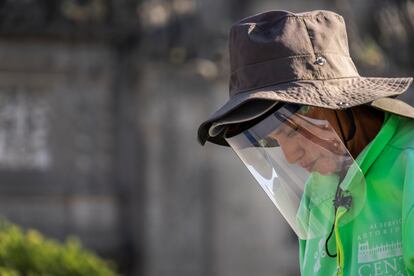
[0, 220, 118, 276]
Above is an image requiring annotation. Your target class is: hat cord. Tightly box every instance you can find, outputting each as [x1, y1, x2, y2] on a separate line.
[325, 178, 353, 258]
[325, 208, 338, 258]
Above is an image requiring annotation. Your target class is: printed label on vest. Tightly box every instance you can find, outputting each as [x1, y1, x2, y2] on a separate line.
[356, 219, 406, 275]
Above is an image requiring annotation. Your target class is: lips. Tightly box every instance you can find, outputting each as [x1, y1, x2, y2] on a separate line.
[301, 159, 317, 171]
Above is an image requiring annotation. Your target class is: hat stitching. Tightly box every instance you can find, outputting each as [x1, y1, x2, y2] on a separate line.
[284, 13, 343, 20]
[230, 54, 314, 74]
[232, 76, 366, 96]
[239, 12, 337, 25]
[230, 52, 352, 74]
[301, 18, 317, 56]
[238, 11, 345, 27]
[301, 17, 323, 79]
[232, 77, 410, 102]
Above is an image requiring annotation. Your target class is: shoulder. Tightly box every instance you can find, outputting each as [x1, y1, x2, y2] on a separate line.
[387, 115, 414, 151]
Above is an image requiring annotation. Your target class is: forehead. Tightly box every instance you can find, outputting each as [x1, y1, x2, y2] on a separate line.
[272, 110, 330, 136]
[232, 105, 331, 139]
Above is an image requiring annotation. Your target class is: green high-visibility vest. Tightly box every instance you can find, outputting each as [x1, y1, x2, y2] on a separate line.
[299, 113, 414, 276]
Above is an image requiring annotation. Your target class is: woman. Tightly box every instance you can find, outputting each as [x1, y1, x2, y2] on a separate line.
[197, 10, 414, 275]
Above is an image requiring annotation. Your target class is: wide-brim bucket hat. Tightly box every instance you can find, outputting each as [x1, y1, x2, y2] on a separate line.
[197, 10, 413, 146]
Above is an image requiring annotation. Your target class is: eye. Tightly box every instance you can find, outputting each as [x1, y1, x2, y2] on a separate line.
[259, 137, 279, 147]
[287, 125, 299, 137]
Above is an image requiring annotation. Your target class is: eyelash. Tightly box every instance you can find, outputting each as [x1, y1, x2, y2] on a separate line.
[287, 126, 299, 137]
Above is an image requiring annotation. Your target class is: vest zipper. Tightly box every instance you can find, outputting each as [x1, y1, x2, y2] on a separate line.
[334, 207, 346, 276]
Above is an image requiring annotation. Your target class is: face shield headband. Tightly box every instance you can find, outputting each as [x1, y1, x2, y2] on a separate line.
[224, 104, 366, 241]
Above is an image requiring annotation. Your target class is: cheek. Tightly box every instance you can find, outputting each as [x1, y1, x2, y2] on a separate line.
[277, 136, 297, 154]
[300, 137, 324, 158]
[313, 154, 340, 175]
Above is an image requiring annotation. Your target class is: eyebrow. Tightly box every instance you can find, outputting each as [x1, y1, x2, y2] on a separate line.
[272, 113, 299, 135]
[270, 114, 344, 153]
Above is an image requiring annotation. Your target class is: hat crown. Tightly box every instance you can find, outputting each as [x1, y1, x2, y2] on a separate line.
[196, 10, 412, 147]
[229, 10, 359, 96]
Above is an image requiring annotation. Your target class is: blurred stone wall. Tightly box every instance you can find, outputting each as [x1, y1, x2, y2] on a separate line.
[0, 41, 126, 260]
[0, 1, 412, 276]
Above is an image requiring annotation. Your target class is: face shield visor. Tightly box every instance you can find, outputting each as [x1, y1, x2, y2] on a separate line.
[224, 104, 366, 240]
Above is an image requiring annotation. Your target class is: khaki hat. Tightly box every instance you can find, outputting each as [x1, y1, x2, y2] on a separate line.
[198, 10, 413, 146]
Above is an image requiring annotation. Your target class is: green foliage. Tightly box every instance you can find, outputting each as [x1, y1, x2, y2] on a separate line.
[0, 220, 118, 276]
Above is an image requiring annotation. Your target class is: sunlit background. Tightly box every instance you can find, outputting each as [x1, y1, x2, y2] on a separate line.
[0, 0, 413, 275]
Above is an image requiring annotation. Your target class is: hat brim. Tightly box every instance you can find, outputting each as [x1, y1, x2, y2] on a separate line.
[198, 76, 413, 146]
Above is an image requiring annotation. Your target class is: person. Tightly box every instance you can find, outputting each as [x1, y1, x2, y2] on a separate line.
[197, 10, 414, 276]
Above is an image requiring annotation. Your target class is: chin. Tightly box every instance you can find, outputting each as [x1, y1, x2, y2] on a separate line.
[313, 165, 338, 175]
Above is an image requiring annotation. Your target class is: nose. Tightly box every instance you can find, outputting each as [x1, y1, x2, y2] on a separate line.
[279, 139, 304, 164]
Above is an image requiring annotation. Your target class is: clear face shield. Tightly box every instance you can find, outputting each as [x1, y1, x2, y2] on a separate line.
[224, 104, 366, 240]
